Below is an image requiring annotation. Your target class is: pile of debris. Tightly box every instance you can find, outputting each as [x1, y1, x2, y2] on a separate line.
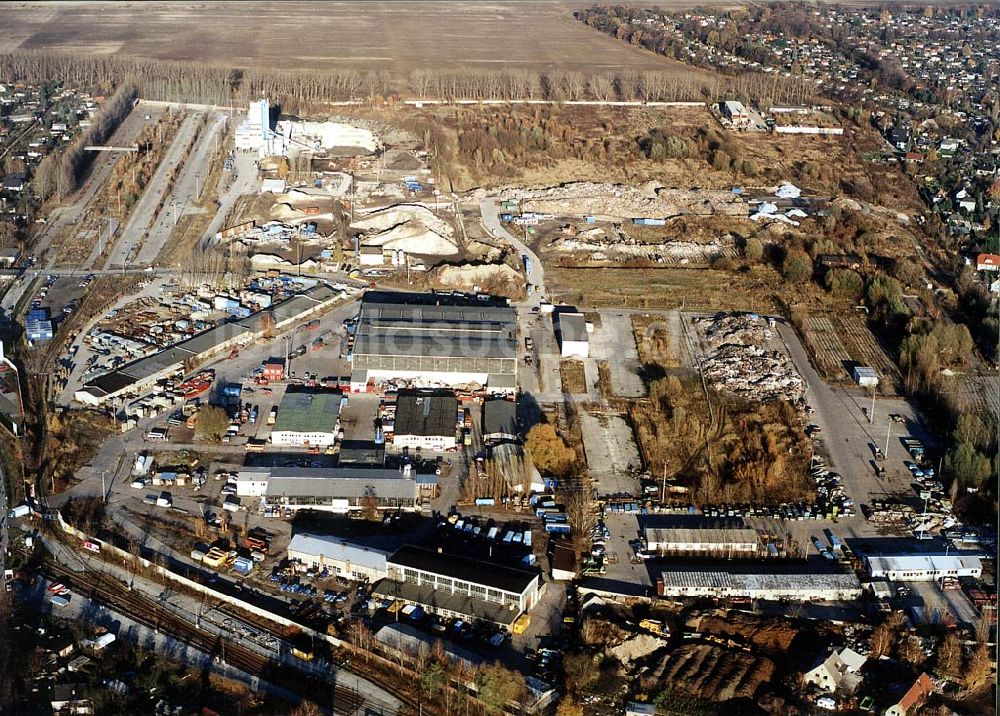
[694, 313, 805, 404]
[500, 182, 748, 219]
[550, 232, 736, 264]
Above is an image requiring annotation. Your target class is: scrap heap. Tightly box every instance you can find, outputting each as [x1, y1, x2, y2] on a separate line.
[695, 313, 805, 404]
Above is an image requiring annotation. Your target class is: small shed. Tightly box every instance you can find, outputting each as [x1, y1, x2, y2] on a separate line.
[851, 366, 878, 387]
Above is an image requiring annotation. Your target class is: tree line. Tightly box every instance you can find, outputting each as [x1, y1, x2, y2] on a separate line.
[0, 49, 813, 108]
[33, 82, 137, 200]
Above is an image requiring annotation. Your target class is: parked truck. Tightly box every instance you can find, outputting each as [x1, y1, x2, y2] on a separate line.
[268, 406, 278, 425]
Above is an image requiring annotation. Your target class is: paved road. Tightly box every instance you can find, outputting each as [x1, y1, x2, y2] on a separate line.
[479, 197, 544, 303]
[0, 463, 7, 591]
[199, 139, 259, 252]
[100, 111, 204, 269]
[133, 112, 228, 265]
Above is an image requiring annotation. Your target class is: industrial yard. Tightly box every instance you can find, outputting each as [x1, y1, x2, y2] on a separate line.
[0, 7, 997, 714]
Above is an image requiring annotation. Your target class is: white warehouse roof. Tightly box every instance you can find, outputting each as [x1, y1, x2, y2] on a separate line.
[865, 554, 983, 576]
[287, 533, 388, 573]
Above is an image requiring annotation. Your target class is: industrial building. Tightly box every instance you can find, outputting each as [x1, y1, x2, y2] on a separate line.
[261, 466, 420, 512]
[374, 622, 481, 671]
[482, 398, 518, 446]
[556, 312, 589, 359]
[643, 521, 760, 557]
[235, 98, 277, 156]
[864, 553, 983, 582]
[657, 567, 862, 602]
[372, 545, 541, 626]
[74, 284, 342, 407]
[721, 100, 750, 127]
[270, 390, 343, 447]
[286, 533, 388, 582]
[391, 390, 458, 452]
[350, 291, 517, 393]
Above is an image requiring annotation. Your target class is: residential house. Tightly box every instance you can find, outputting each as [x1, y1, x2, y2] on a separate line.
[885, 673, 934, 716]
[803, 647, 867, 693]
[975, 253, 1000, 272]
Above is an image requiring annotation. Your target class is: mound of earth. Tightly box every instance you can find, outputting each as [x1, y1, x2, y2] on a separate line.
[650, 643, 774, 701]
[433, 262, 520, 288]
[500, 182, 748, 219]
[352, 204, 459, 256]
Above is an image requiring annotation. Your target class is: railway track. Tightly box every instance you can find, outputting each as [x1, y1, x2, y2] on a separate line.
[38, 557, 367, 714]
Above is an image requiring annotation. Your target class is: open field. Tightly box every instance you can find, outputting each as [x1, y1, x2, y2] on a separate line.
[549, 267, 783, 312]
[1, 2, 699, 81]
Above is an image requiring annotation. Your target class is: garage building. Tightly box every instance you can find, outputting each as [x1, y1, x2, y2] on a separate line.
[482, 398, 518, 446]
[644, 523, 760, 557]
[391, 390, 458, 452]
[350, 291, 517, 392]
[372, 545, 541, 626]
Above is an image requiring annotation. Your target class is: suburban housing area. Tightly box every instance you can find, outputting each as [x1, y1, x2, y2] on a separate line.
[0, 2, 996, 716]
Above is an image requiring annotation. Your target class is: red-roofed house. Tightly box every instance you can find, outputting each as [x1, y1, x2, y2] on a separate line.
[885, 673, 933, 716]
[976, 253, 1000, 272]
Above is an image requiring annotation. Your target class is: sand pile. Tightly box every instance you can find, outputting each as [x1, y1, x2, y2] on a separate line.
[352, 204, 459, 256]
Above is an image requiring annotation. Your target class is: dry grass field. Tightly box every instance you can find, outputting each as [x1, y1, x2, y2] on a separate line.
[2, 1, 699, 83]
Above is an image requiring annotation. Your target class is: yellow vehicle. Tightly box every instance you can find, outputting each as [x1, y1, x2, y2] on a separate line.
[511, 614, 531, 635]
[639, 619, 669, 637]
[386, 600, 404, 615]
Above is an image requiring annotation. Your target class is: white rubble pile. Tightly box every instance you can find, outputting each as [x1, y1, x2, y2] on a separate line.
[551, 236, 735, 263]
[500, 182, 748, 219]
[695, 313, 805, 404]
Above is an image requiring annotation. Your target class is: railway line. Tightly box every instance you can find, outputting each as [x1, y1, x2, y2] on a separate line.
[37, 555, 369, 714]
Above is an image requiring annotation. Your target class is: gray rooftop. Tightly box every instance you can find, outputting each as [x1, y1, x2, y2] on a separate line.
[558, 313, 588, 343]
[483, 398, 517, 437]
[394, 391, 458, 438]
[644, 525, 760, 547]
[353, 291, 517, 360]
[287, 533, 388, 572]
[660, 569, 862, 593]
[265, 467, 418, 500]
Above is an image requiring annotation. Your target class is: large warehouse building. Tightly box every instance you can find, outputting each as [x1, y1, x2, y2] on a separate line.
[260, 466, 420, 512]
[287, 533, 388, 582]
[350, 291, 517, 393]
[657, 567, 862, 602]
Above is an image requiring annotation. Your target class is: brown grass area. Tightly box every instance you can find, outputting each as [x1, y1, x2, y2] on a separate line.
[596, 361, 613, 400]
[46, 410, 116, 493]
[550, 266, 783, 312]
[629, 373, 811, 506]
[559, 359, 588, 395]
[632, 314, 679, 369]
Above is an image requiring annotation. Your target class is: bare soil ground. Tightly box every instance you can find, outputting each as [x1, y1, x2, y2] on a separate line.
[3, 2, 696, 84]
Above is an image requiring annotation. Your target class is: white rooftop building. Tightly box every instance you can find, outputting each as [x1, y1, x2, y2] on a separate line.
[287, 533, 388, 582]
[864, 554, 983, 582]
